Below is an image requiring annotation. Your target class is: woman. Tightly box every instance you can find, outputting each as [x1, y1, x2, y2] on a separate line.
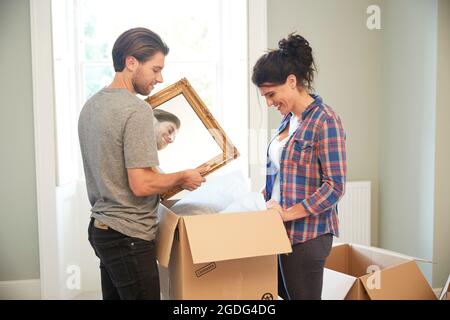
[252, 33, 346, 300]
[153, 109, 180, 150]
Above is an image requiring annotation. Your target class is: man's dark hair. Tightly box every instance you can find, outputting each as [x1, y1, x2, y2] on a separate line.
[112, 27, 169, 72]
[153, 109, 181, 129]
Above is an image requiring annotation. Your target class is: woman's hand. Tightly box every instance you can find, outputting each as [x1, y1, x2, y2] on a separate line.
[266, 199, 283, 213]
[266, 199, 310, 222]
[266, 199, 290, 221]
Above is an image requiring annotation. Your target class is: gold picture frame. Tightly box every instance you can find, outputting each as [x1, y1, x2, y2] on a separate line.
[145, 78, 240, 200]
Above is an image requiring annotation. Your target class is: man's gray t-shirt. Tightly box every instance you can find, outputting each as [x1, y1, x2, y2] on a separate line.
[78, 87, 159, 241]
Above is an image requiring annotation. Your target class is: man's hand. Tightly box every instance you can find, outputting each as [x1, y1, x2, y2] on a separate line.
[180, 167, 207, 191]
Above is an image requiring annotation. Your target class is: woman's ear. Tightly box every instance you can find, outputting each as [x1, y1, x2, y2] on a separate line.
[287, 74, 297, 89]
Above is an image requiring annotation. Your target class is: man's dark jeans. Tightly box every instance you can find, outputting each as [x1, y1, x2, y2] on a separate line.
[88, 218, 160, 300]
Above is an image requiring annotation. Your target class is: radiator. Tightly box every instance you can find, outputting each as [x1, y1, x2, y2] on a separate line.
[335, 181, 371, 246]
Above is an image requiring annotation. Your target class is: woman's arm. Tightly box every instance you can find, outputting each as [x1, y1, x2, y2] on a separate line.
[300, 115, 347, 215]
[267, 115, 346, 221]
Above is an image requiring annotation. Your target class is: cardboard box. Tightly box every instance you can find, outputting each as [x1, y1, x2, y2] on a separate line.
[156, 203, 292, 300]
[323, 243, 437, 300]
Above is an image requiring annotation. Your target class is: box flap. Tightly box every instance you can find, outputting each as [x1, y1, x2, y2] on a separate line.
[351, 243, 433, 263]
[322, 268, 357, 300]
[438, 274, 450, 300]
[182, 209, 292, 264]
[349, 244, 413, 277]
[360, 260, 437, 300]
[325, 243, 350, 274]
[155, 204, 180, 267]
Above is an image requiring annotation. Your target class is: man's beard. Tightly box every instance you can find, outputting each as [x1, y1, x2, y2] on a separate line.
[132, 73, 151, 96]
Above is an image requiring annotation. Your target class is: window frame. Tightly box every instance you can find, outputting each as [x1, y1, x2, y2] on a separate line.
[52, 0, 249, 186]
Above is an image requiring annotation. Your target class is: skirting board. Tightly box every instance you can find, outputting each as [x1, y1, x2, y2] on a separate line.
[0, 279, 41, 300]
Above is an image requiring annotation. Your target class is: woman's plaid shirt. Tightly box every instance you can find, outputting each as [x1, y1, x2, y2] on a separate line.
[265, 94, 347, 244]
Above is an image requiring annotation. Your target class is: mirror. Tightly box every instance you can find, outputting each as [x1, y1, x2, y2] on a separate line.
[146, 78, 239, 200]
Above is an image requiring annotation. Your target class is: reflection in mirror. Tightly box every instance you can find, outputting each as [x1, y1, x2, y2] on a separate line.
[146, 78, 239, 199]
[154, 95, 222, 173]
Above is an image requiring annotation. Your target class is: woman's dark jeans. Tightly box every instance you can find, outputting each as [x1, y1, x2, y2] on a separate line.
[88, 218, 160, 300]
[278, 233, 333, 300]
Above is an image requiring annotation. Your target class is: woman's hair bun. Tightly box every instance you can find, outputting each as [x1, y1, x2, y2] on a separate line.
[252, 32, 316, 91]
[278, 33, 311, 58]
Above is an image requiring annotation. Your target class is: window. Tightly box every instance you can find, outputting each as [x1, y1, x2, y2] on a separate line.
[52, 0, 248, 185]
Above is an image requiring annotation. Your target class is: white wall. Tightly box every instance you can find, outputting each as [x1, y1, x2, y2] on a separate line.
[267, 0, 382, 246]
[433, 0, 450, 288]
[267, 0, 449, 286]
[0, 0, 100, 298]
[0, 0, 40, 282]
[55, 181, 101, 298]
[379, 0, 437, 283]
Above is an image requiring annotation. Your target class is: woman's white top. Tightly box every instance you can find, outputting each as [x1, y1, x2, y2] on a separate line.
[268, 113, 300, 203]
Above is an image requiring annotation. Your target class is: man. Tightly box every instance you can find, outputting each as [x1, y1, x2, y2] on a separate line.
[153, 109, 180, 150]
[78, 27, 205, 300]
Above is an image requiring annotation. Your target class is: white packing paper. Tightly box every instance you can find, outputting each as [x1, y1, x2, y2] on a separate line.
[170, 170, 264, 215]
[220, 192, 266, 213]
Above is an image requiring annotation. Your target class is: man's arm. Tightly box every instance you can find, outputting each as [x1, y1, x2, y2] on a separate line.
[127, 167, 206, 197]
